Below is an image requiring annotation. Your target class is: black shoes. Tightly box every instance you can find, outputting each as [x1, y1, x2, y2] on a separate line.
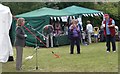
[70, 52, 73, 54]
[8, 56, 14, 62]
[70, 52, 80, 54]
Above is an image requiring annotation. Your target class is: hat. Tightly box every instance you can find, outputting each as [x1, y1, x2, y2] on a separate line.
[104, 14, 109, 17]
[87, 20, 90, 23]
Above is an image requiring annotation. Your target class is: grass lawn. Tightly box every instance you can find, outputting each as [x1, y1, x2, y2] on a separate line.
[2, 42, 118, 72]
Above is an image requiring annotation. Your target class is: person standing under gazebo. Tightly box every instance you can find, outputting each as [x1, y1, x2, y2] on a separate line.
[86, 20, 93, 44]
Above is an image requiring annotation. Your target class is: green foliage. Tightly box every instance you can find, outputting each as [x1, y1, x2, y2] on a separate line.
[2, 2, 119, 27]
[94, 2, 118, 17]
[94, 2, 119, 27]
[44, 2, 80, 9]
[3, 2, 46, 15]
[2, 2, 118, 16]
[78, 2, 95, 9]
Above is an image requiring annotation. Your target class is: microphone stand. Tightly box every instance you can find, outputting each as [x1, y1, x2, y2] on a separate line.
[24, 23, 60, 59]
[35, 44, 39, 70]
[27, 23, 47, 70]
[30, 26, 39, 70]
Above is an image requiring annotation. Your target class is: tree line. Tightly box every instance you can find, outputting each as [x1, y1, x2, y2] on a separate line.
[2, 2, 120, 29]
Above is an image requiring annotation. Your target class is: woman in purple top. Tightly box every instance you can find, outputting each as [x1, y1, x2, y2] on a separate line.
[69, 19, 81, 54]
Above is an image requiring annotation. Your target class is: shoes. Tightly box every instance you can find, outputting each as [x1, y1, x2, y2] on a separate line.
[106, 51, 116, 53]
[77, 52, 80, 54]
[113, 51, 116, 52]
[70, 53, 73, 54]
[16, 67, 22, 71]
[70, 53, 80, 54]
[8, 56, 14, 62]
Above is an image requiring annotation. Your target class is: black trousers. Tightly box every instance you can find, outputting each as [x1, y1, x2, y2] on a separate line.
[70, 37, 80, 54]
[106, 35, 116, 51]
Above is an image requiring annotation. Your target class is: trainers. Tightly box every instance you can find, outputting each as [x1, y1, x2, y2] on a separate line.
[107, 51, 110, 53]
[113, 51, 116, 52]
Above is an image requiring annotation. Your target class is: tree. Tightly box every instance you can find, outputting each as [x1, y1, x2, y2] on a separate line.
[2, 2, 46, 15]
[2, 2, 119, 27]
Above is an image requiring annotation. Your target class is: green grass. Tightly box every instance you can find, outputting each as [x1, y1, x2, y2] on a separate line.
[2, 42, 118, 72]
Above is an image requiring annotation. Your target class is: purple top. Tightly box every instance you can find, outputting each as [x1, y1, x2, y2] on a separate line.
[69, 25, 80, 38]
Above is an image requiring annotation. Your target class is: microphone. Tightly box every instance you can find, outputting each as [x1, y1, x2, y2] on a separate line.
[31, 27, 36, 31]
[26, 23, 36, 31]
[25, 22, 47, 39]
[26, 22, 30, 26]
[37, 31, 48, 39]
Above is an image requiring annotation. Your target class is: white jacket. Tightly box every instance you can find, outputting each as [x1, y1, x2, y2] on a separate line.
[86, 24, 93, 33]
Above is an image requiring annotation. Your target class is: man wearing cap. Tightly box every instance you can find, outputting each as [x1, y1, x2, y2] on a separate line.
[102, 14, 116, 52]
[86, 20, 93, 44]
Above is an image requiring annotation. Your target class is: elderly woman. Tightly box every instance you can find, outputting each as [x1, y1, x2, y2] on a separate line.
[68, 19, 81, 54]
[14, 18, 27, 70]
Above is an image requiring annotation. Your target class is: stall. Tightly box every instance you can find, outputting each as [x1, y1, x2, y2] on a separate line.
[11, 6, 103, 47]
[11, 7, 73, 47]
